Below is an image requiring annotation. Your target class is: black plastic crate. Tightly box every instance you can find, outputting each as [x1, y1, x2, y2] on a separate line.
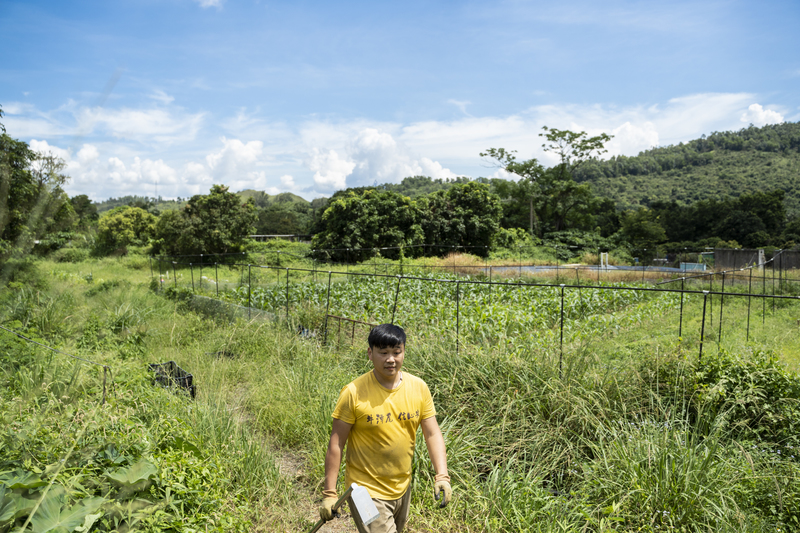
[149, 361, 196, 398]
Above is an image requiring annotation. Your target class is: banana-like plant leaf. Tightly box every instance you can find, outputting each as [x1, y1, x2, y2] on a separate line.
[74, 511, 103, 532]
[0, 485, 16, 524]
[29, 489, 105, 533]
[106, 459, 158, 488]
[9, 491, 37, 518]
[0, 469, 47, 489]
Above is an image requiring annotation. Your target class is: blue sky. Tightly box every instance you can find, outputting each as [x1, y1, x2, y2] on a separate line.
[2, 0, 798, 201]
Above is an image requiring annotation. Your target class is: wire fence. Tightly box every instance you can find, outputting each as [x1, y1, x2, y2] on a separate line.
[0, 324, 114, 405]
[149, 251, 800, 376]
[150, 245, 800, 278]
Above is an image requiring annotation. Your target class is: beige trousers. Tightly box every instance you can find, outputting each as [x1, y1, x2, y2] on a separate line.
[351, 490, 411, 533]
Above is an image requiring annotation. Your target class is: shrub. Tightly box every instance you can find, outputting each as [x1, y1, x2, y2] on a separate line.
[51, 247, 90, 263]
[95, 206, 156, 255]
[492, 227, 537, 251]
[696, 349, 800, 446]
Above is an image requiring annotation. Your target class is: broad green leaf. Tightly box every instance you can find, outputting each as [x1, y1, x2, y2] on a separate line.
[106, 459, 158, 488]
[0, 485, 16, 524]
[74, 511, 103, 532]
[30, 490, 105, 533]
[0, 469, 47, 489]
[9, 491, 37, 519]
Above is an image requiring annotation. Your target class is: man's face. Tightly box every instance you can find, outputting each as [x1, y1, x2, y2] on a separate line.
[367, 343, 405, 383]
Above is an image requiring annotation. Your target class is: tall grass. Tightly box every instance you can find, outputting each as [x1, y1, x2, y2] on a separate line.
[4, 255, 800, 531]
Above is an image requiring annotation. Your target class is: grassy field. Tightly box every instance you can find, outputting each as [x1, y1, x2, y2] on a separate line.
[2, 252, 800, 532]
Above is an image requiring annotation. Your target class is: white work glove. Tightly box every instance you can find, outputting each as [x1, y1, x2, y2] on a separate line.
[434, 474, 452, 508]
[319, 490, 338, 521]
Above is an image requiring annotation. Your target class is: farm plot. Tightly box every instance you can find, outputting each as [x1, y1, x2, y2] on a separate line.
[218, 272, 687, 353]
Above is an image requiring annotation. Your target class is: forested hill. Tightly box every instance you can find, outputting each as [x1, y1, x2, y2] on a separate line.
[236, 190, 309, 206]
[573, 121, 800, 216]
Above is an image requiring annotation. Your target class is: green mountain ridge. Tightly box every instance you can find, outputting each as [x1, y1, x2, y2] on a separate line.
[573, 121, 800, 216]
[236, 189, 309, 207]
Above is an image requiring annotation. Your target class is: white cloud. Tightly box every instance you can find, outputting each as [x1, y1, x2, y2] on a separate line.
[106, 156, 179, 198]
[159, 137, 292, 194]
[348, 128, 458, 185]
[206, 137, 263, 176]
[606, 121, 660, 157]
[6, 92, 792, 201]
[447, 99, 472, 116]
[77, 107, 204, 144]
[194, 0, 223, 7]
[29, 139, 71, 161]
[740, 103, 784, 127]
[309, 149, 355, 191]
[3, 102, 70, 138]
[77, 144, 99, 165]
[149, 90, 175, 105]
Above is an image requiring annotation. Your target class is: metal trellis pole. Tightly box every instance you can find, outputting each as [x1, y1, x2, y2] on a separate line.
[173, 262, 177, 288]
[190, 263, 195, 292]
[559, 284, 565, 379]
[215, 262, 219, 298]
[699, 291, 709, 364]
[679, 277, 685, 338]
[763, 261, 767, 325]
[772, 255, 776, 314]
[286, 268, 290, 323]
[718, 271, 726, 342]
[642, 249, 646, 284]
[709, 270, 714, 327]
[248, 265, 252, 320]
[747, 267, 752, 341]
[323, 272, 333, 345]
[391, 276, 402, 324]
[456, 281, 460, 356]
[489, 266, 493, 304]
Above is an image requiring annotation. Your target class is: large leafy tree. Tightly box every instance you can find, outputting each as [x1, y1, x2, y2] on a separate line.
[152, 185, 257, 256]
[96, 206, 156, 253]
[311, 182, 502, 260]
[0, 107, 75, 261]
[482, 127, 612, 238]
[620, 208, 667, 252]
[420, 181, 502, 256]
[311, 189, 425, 262]
[649, 190, 787, 245]
[70, 194, 99, 228]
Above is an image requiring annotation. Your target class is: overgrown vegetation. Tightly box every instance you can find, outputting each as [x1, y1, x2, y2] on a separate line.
[4, 105, 800, 532]
[3, 250, 799, 532]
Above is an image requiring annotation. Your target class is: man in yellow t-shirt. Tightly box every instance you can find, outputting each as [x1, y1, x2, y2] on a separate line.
[319, 324, 451, 533]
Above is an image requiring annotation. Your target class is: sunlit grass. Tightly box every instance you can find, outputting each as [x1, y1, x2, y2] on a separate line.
[3, 253, 800, 531]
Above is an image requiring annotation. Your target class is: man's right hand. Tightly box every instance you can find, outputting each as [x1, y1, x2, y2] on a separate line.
[319, 497, 338, 521]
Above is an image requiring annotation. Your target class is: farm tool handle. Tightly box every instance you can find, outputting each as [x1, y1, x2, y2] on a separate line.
[308, 485, 354, 533]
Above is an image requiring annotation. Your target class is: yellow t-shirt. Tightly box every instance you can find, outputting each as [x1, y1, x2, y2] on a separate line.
[332, 371, 436, 500]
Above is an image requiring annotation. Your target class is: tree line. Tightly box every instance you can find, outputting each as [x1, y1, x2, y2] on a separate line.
[2, 101, 798, 265]
[309, 124, 799, 260]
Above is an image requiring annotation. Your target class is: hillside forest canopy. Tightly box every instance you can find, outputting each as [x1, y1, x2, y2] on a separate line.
[2, 101, 800, 264]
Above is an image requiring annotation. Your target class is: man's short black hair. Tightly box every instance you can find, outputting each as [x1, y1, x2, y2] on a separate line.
[368, 324, 406, 349]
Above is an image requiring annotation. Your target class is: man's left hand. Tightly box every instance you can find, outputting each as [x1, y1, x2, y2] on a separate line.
[434, 480, 452, 508]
